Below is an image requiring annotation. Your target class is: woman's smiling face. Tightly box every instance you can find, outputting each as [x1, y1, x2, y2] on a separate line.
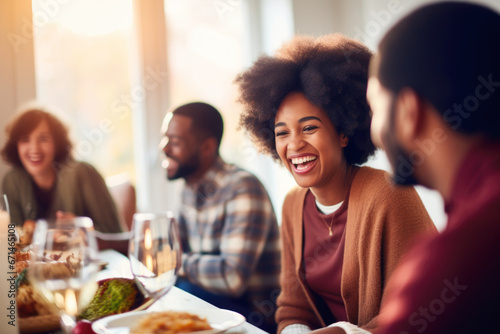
[17, 119, 56, 180]
[274, 92, 348, 190]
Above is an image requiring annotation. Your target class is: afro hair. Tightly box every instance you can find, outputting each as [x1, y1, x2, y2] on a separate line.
[236, 33, 376, 165]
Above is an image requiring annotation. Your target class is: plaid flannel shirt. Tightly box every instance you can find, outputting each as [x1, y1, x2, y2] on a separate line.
[178, 157, 281, 311]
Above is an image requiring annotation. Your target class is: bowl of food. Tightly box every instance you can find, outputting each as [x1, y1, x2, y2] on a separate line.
[92, 309, 246, 334]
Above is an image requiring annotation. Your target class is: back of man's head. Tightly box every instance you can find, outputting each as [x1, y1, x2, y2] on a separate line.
[375, 2, 500, 138]
[172, 102, 224, 149]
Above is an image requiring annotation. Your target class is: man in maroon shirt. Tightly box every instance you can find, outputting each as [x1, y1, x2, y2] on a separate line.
[313, 2, 500, 333]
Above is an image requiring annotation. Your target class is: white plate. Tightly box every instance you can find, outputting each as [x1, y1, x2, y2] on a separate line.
[92, 308, 246, 334]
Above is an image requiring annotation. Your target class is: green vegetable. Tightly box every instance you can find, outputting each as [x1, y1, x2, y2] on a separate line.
[78, 278, 141, 321]
[15, 268, 28, 289]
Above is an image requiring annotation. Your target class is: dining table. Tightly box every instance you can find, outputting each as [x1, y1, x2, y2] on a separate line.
[96, 249, 269, 334]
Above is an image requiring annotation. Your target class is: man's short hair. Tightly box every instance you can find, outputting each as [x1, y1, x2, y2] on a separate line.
[374, 2, 500, 138]
[172, 102, 224, 148]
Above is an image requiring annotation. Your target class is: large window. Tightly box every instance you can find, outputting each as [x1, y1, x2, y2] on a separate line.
[25, 0, 449, 227]
[32, 0, 135, 181]
[161, 0, 297, 217]
[30, 0, 297, 217]
[164, 0, 247, 160]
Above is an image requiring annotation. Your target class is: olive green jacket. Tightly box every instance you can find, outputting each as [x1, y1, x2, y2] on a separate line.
[2, 161, 122, 233]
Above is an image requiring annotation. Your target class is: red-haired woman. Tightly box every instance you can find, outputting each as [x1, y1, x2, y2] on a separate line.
[1, 108, 127, 249]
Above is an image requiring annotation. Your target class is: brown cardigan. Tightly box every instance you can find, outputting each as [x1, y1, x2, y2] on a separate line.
[276, 167, 437, 332]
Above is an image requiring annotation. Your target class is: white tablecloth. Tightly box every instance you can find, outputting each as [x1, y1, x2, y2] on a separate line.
[98, 249, 269, 334]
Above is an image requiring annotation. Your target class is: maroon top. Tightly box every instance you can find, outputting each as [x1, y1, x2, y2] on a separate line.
[378, 141, 500, 334]
[303, 190, 349, 322]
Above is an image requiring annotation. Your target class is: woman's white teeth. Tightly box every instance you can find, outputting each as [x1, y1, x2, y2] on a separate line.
[291, 156, 317, 165]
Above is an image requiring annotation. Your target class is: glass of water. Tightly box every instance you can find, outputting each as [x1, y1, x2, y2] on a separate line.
[128, 212, 181, 300]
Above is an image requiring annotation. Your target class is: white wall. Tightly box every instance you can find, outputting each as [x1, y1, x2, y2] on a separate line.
[0, 0, 36, 194]
[287, 0, 500, 231]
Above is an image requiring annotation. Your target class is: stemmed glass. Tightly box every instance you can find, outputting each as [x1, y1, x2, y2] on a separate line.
[1, 194, 8, 213]
[128, 212, 182, 302]
[28, 217, 100, 333]
[1, 195, 10, 233]
[0, 195, 9, 232]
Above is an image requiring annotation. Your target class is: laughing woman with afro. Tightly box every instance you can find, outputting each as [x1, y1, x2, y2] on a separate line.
[236, 34, 437, 333]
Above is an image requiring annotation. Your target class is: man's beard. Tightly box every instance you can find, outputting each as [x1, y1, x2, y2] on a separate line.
[166, 154, 200, 181]
[382, 100, 419, 186]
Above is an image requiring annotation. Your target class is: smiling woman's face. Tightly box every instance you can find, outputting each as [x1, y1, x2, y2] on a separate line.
[274, 92, 348, 190]
[17, 119, 56, 180]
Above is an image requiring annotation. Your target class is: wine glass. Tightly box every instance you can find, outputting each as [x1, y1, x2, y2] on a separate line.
[0, 195, 10, 231]
[0, 195, 9, 231]
[28, 217, 100, 333]
[1, 194, 8, 212]
[128, 212, 181, 301]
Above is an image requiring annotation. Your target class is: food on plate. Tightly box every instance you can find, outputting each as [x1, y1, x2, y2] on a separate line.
[15, 249, 32, 262]
[15, 249, 80, 276]
[15, 249, 84, 319]
[17, 220, 36, 246]
[131, 311, 213, 334]
[15, 247, 147, 324]
[16, 272, 58, 318]
[78, 278, 146, 321]
[15, 250, 45, 273]
[16, 267, 58, 318]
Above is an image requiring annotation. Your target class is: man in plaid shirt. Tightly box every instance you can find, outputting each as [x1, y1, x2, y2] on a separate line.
[161, 102, 281, 332]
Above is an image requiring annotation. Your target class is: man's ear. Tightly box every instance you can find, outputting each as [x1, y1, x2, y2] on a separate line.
[200, 137, 218, 158]
[394, 88, 425, 146]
